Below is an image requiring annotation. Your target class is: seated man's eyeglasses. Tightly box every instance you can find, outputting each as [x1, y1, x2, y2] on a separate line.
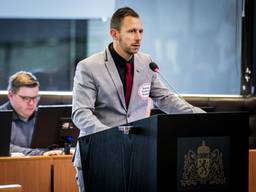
[17, 95, 40, 103]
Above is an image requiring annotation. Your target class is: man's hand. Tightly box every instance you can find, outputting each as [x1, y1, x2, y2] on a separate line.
[43, 149, 63, 156]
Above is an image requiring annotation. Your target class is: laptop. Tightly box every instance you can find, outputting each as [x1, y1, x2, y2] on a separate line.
[0, 110, 13, 156]
[30, 105, 79, 149]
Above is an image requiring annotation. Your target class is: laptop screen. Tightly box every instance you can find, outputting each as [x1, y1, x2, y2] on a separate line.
[30, 105, 79, 149]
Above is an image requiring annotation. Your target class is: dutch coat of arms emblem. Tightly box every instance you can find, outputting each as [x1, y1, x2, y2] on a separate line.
[181, 140, 226, 187]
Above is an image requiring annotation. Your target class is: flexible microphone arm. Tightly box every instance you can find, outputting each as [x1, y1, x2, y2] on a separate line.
[149, 62, 195, 112]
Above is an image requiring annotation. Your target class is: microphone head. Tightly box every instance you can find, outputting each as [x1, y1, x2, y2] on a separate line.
[149, 62, 159, 72]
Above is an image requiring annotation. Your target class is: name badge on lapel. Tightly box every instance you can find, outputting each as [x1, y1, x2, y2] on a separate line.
[138, 83, 150, 99]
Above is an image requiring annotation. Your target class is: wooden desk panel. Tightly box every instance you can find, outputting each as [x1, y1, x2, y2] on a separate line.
[0, 156, 51, 192]
[52, 155, 78, 192]
[250, 150, 256, 192]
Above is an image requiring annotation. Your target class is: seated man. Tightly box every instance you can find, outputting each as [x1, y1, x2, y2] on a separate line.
[0, 71, 63, 156]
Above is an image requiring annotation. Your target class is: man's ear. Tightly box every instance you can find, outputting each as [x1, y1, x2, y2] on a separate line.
[110, 28, 119, 40]
[7, 90, 14, 100]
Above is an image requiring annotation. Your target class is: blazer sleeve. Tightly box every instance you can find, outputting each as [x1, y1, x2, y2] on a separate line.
[72, 61, 110, 136]
[10, 144, 44, 156]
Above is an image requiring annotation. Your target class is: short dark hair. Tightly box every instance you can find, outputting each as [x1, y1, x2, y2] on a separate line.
[110, 7, 140, 31]
[8, 71, 39, 93]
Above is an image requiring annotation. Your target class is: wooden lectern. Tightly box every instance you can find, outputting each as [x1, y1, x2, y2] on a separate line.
[79, 112, 248, 192]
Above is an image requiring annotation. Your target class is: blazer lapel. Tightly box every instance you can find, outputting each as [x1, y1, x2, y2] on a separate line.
[104, 48, 127, 109]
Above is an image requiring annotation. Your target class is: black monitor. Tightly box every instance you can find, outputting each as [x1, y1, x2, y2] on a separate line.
[0, 110, 13, 156]
[30, 105, 79, 149]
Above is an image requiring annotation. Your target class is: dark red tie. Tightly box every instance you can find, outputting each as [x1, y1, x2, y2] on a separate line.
[125, 63, 133, 108]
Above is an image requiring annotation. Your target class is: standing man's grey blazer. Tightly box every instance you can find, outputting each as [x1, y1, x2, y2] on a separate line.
[72, 46, 205, 167]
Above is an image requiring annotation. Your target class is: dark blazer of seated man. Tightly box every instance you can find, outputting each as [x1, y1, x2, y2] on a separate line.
[0, 71, 63, 156]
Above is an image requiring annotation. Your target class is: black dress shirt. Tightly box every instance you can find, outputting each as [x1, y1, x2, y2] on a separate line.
[109, 43, 134, 94]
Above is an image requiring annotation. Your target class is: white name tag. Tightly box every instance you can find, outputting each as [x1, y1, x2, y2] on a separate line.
[138, 83, 151, 99]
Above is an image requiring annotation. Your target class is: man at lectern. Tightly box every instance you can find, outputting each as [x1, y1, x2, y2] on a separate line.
[0, 71, 63, 156]
[72, 6, 205, 192]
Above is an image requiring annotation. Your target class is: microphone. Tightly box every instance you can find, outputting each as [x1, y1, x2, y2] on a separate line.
[149, 62, 159, 73]
[149, 62, 195, 113]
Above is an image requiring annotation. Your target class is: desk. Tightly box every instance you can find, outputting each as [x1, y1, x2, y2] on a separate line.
[250, 150, 256, 192]
[0, 156, 51, 192]
[52, 155, 78, 192]
[0, 155, 77, 192]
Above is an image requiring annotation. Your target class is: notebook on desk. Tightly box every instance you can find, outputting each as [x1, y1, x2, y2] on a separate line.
[30, 105, 79, 149]
[0, 110, 13, 156]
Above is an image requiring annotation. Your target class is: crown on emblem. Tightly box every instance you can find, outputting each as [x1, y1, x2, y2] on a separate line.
[197, 140, 210, 154]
